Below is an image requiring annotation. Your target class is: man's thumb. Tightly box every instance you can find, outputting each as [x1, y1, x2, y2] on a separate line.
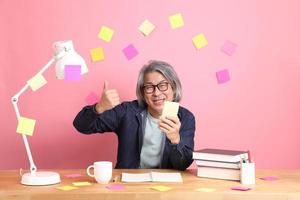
[103, 80, 109, 91]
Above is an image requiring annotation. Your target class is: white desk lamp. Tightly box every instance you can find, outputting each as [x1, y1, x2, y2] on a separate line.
[11, 40, 88, 185]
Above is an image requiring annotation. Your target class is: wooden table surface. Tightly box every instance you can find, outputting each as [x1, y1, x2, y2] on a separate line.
[1, 169, 300, 200]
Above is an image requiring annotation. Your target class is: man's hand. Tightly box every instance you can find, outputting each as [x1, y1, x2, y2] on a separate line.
[159, 116, 181, 144]
[95, 81, 120, 113]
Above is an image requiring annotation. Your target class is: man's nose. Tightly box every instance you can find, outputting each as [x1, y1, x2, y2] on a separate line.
[153, 86, 161, 95]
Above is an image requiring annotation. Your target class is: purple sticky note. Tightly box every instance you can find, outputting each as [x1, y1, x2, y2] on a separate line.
[231, 186, 252, 191]
[221, 40, 237, 56]
[216, 69, 230, 84]
[122, 44, 139, 60]
[64, 173, 83, 178]
[85, 92, 99, 104]
[260, 176, 279, 181]
[106, 184, 125, 190]
[64, 65, 81, 81]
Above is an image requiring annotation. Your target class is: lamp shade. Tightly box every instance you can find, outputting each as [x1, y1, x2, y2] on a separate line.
[53, 40, 88, 79]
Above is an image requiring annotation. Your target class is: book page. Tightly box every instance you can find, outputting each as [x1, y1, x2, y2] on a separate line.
[151, 172, 183, 182]
[121, 173, 152, 182]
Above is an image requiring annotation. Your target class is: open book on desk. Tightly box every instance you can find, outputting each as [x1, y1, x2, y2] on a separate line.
[121, 172, 183, 183]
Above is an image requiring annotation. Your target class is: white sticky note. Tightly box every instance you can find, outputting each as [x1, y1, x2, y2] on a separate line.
[161, 101, 179, 117]
[138, 19, 155, 36]
[27, 74, 47, 91]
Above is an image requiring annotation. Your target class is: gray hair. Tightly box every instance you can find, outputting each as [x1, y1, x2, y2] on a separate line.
[136, 60, 182, 107]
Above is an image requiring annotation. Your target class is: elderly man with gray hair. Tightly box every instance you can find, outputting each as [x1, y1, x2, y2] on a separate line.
[73, 60, 195, 170]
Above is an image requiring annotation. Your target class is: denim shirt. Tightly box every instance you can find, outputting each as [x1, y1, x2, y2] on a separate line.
[73, 100, 195, 170]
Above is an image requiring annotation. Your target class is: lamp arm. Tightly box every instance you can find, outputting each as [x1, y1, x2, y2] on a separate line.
[11, 58, 55, 174]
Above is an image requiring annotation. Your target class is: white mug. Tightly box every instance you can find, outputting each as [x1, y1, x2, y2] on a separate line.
[87, 161, 112, 184]
[240, 162, 256, 184]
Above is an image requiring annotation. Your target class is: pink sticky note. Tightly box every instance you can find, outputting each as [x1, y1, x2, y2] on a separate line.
[231, 186, 252, 191]
[221, 40, 237, 56]
[260, 176, 279, 181]
[65, 173, 83, 178]
[216, 69, 230, 84]
[106, 184, 125, 190]
[122, 44, 139, 60]
[65, 65, 81, 81]
[85, 92, 99, 105]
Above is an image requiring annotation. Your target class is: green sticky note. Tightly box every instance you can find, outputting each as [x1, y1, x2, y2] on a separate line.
[169, 13, 184, 29]
[16, 117, 36, 136]
[98, 26, 114, 42]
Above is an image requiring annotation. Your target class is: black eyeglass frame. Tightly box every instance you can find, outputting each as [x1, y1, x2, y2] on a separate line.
[142, 82, 170, 94]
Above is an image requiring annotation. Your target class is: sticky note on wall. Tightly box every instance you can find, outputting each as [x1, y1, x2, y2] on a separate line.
[161, 101, 179, 117]
[169, 13, 184, 29]
[192, 33, 208, 49]
[98, 26, 114, 42]
[138, 19, 155, 36]
[16, 117, 36, 136]
[90, 47, 105, 62]
[216, 69, 230, 84]
[27, 74, 47, 91]
[221, 40, 237, 56]
[64, 65, 81, 81]
[122, 44, 139, 60]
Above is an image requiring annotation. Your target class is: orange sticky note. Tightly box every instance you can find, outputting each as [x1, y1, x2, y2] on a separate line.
[56, 185, 78, 191]
[27, 74, 47, 91]
[151, 185, 172, 192]
[98, 26, 114, 42]
[16, 117, 36, 136]
[169, 13, 184, 29]
[192, 33, 208, 49]
[90, 47, 105, 62]
[138, 19, 155, 36]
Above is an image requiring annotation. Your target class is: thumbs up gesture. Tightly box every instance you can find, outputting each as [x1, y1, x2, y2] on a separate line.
[95, 81, 120, 113]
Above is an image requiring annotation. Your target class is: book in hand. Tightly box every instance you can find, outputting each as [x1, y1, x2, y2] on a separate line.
[121, 172, 183, 183]
[193, 148, 248, 162]
[197, 166, 240, 181]
[195, 159, 240, 169]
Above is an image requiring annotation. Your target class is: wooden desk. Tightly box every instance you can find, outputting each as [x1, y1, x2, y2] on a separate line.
[1, 169, 300, 200]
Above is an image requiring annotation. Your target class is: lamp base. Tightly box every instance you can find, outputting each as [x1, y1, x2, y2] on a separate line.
[21, 171, 61, 186]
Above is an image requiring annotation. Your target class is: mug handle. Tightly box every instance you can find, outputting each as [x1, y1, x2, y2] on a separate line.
[86, 165, 94, 177]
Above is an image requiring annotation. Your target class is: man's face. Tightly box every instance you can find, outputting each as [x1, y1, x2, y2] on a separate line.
[143, 71, 174, 118]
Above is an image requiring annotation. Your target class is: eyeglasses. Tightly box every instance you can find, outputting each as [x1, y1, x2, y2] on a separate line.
[143, 82, 169, 94]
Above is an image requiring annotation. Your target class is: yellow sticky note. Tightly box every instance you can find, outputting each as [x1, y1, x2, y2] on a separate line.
[161, 101, 179, 117]
[196, 187, 216, 192]
[192, 33, 208, 49]
[151, 185, 172, 192]
[98, 26, 114, 42]
[56, 185, 78, 191]
[138, 19, 155, 36]
[90, 47, 105, 62]
[27, 74, 47, 91]
[16, 117, 36, 136]
[169, 13, 184, 29]
[72, 181, 92, 186]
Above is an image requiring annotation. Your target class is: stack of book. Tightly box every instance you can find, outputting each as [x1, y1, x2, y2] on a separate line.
[193, 148, 249, 181]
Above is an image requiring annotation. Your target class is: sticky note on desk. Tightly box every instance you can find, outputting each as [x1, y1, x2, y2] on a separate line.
[169, 13, 184, 29]
[260, 176, 279, 181]
[106, 184, 125, 190]
[57, 185, 78, 191]
[161, 101, 179, 117]
[98, 26, 114, 42]
[230, 186, 252, 191]
[72, 181, 92, 186]
[151, 185, 172, 192]
[16, 117, 36, 136]
[196, 187, 216, 192]
[138, 19, 155, 36]
[27, 74, 47, 91]
[192, 33, 208, 49]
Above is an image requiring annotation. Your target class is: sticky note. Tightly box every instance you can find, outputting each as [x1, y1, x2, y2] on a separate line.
[98, 26, 114, 42]
[216, 69, 230, 84]
[65, 173, 83, 178]
[85, 92, 99, 104]
[230, 186, 252, 191]
[16, 117, 36, 136]
[221, 40, 237, 56]
[27, 74, 47, 91]
[138, 19, 155, 36]
[192, 33, 208, 49]
[161, 101, 179, 118]
[90, 47, 105, 62]
[260, 176, 279, 181]
[151, 185, 172, 192]
[196, 187, 216, 192]
[72, 181, 92, 186]
[122, 44, 138, 60]
[56, 185, 78, 191]
[169, 13, 184, 29]
[106, 184, 125, 190]
[64, 65, 81, 81]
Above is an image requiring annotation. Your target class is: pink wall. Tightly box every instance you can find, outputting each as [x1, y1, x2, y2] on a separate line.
[1, 0, 300, 170]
